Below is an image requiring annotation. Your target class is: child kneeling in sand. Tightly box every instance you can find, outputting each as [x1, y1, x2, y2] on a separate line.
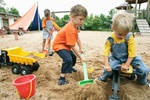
[95, 12, 150, 87]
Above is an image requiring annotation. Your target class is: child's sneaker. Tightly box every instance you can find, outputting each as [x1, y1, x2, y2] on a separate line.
[146, 81, 150, 87]
[136, 79, 150, 87]
[95, 76, 105, 82]
[58, 79, 69, 86]
[125, 74, 136, 80]
[49, 51, 54, 56]
[72, 68, 77, 72]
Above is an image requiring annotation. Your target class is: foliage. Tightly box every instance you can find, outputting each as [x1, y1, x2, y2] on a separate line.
[0, 7, 5, 12]
[7, 7, 20, 15]
[141, 9, 150, 25]
[4, 0, 150, 32]
[56, 15, 69, 27]
[0, 0, 6, 12]
[54, 9, 115, 31]
[0, 0, 5, 5]
[55, 8, 150, 31]
[0, 0, 19, 15]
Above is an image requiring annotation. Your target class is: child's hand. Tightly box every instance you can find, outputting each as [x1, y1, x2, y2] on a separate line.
[49, 29, 54, 35]
[79, 48, 85, 54]
[80, 57, 85, 63]
[105, 66, 112, 72]
[121, 64, 129, 71]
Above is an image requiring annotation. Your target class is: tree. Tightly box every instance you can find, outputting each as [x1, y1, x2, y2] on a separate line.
[55, 8, 116, 31]
[56, 14, 69, 27]
[0, 0, 20, 15]
[91, 15, 102, 30]
[109, 9, 116, 18]
[8, 7, 20, 15]
[0, 0, 6, 12]
[82, 14, 94, 30]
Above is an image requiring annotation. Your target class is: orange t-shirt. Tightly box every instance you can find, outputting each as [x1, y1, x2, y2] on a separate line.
[42, 17, 55, 28]
[52, 21, 78, 51]
[42, 17, 61, 31]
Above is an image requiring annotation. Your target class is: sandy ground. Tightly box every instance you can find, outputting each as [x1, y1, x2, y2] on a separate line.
[0, 31, 150, 100]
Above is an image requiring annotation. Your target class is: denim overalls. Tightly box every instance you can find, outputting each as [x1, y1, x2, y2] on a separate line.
[43, 19, 53, 39]
[101, 32, 150, 84]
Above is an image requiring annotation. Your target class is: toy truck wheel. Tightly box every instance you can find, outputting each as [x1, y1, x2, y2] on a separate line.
[32, 62, 40, 71]
[12, 64, 21, 74]
[20, 67, 32, 75]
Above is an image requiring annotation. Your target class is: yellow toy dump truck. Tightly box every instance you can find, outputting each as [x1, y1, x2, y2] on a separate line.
[0, 47, 45, 75]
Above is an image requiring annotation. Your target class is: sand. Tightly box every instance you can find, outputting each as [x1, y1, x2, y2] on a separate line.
[0, 31, 150, 100]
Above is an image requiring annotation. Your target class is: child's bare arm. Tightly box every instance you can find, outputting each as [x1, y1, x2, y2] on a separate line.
[76, 36, 84, 53]
[43, 27, 54, 35]
[121, 57, 134, 71]
[43, 27, 49, 33]
[71, 45, 84, 63]
[104, 56, 111, 71]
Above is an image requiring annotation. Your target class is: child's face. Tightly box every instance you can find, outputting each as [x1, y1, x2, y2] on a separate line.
[45, 13, 50, 17]
[114, 30, 127, 39]
[71, 15, 86, 27]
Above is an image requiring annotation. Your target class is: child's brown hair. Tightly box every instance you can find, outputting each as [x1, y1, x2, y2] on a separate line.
[44, 9, 50, 17]
[70, 4, 88, 18]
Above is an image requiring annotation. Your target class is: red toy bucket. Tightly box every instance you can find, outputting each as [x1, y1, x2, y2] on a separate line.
[13, 74, 36, 99]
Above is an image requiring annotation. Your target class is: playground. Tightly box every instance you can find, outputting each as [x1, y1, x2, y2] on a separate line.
[0, 31, 150, 100]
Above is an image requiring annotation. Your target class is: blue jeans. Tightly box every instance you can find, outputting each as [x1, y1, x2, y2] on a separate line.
[56, 49, 76, 74]
[101, 56, 150, 84]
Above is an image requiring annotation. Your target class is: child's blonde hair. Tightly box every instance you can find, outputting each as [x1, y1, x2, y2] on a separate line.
[70, 4, 88, 18]
[112, 12, 134, 34]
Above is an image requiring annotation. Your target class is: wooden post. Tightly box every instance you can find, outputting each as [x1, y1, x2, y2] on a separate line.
[147, 0, 150, 22]
[135, 0, 138, 18]
[14, 32, 18, 40]
[135, 0, 138, 34]
[138, 4, 141, 19]
[0, 29, 4, 38]
[37, 1, 40, 32]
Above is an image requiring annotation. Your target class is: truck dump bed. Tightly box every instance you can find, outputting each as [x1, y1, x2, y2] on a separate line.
[4, 47, 45, 65]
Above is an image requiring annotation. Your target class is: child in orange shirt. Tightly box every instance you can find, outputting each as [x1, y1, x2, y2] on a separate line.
[52, 4, 88, 85]
[42, 9, 59, 55]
